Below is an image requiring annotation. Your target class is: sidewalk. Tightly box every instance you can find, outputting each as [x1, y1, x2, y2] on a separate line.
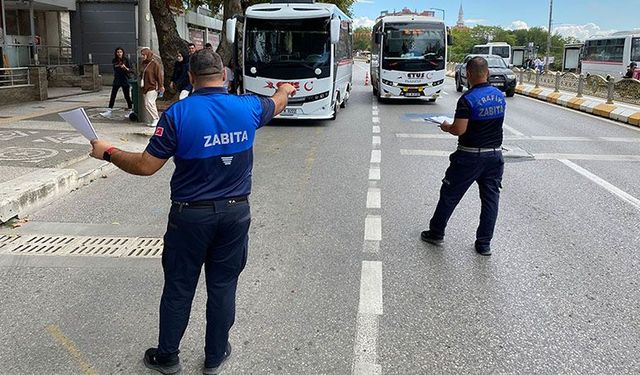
[0, 88, 156, 223]
[514, 83, 640, 127]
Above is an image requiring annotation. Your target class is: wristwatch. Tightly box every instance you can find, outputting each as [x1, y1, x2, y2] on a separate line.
[103, 146, 116, 162]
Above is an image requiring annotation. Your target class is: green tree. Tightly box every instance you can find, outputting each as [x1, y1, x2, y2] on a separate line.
[353, 27, 371, 51]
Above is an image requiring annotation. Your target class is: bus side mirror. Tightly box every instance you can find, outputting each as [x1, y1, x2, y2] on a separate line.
[447, 34, 453, 46]
[374, 32, 381, 44]
[226, 18, 237, 44]
[330, 18, 340, 44]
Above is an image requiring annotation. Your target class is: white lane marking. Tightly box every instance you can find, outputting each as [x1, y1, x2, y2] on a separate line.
[364, 216, 382, 241]
[517, 94, 640, 133]
[372, 105, 378, 110]
[400, 149, 451, 157]
[358, 261, 383, 314]
[558, 159, 640, 210]
[369, 167, 381, 180]
[396, 133, 640, 143]
[400, 149, 640, 162]
[352, 314, 382, 375]
[367, 188, 381, 209]
[372, 117, 380, 124]
[372, 126, 380, 134]
[372, 136, 381, 146]
[503, 123, 524, 136]
[370, 150, 381, 163]
[535, 153, 640, 161]
[372, 110, 379, 116]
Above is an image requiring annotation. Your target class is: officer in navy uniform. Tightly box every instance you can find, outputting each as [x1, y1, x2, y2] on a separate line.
[421, 56, 505, 256]
[90, 49, 297, 374]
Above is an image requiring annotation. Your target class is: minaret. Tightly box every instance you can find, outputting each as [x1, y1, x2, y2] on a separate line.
[456, 3, 465, 28]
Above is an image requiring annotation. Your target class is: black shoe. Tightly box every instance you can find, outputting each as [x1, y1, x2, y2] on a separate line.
[475, 246, 492, 256]
[143, 348, 182, 375]
[203, 342, 232, 375]
[421, 231, 444, 246]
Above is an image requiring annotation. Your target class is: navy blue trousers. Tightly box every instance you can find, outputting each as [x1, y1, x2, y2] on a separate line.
[429, 150, 504, 250]
[157, 200, 250, 367]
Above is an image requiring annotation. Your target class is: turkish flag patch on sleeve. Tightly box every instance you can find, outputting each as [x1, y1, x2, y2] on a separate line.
[155, 127, 164, 137]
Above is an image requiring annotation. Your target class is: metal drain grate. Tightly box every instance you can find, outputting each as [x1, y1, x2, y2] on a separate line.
[9, 236, 76, 255]
[0, 234, 22, 253]
[127, 238, 164, 257]
[0, 234, 163, 258]
[67, 237, 132, 257]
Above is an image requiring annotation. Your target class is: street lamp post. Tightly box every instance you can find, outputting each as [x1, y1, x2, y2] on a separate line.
[545, 0, 553, 69]
[430, 8, 445, 21]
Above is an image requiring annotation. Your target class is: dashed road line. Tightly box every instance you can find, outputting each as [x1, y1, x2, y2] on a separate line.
[358, 261, 383, 314]
[372, 117, 380, 124]
[372, 126, 380, 134]
[372, 136, 381, 146]
[364, 215, 382, 241]
[368, 167, 381, 180]
[366, 188, 381, 209]
[370, 150, 381, 163]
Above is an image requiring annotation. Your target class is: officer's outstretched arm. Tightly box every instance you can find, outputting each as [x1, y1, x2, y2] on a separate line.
[90, 140, 168, 176]
[271, 84, 297, 115]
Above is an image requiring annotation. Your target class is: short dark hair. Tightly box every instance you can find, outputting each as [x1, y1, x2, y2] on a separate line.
[466, 56, 489, 76]
[205, 42, 212, 48]
[190, 49, 223, 78]
[188, 43, 196, 48]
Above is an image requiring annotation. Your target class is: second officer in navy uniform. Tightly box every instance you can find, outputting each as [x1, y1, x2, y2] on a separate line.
[421, 56, 506, 256]
[90, 49, 297, 374]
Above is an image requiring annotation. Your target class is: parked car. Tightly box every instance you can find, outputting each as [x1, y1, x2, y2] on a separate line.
[455, 54, 517, 97]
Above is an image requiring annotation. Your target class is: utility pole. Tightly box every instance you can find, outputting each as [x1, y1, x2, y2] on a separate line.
[137, 0, 151, 123]
[545, 0, 553, 69]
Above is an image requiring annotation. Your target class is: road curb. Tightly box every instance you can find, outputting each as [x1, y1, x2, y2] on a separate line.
[0, 161, 115, 223]
[514, 84, 640, 127]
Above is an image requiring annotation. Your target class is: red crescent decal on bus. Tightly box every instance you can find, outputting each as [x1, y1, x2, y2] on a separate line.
[304, 81, 313, 91]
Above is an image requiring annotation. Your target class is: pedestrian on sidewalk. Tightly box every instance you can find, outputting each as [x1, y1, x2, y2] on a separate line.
[421, 56, 506, 256]
[140, 47, 164, 127]
[170, 50, 192, 100]
[103, 47, 133, 117]
[89, 49, 297, 375]
[188, 43, 197, 56]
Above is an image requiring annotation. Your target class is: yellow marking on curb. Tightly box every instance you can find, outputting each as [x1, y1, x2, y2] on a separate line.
[529, 88, 543, 97]
[546, 92, 562, 103]
[592, 103, 617, 117]
[567, 98, 585, 109]
[46, 325, 98, 375]
[629, 112, 640, 126]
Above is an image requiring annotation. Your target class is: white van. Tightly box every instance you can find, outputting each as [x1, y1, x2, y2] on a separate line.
[472, 42, 512, 66]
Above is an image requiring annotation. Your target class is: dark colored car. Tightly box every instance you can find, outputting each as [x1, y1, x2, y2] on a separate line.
[455, 54, 517, 97]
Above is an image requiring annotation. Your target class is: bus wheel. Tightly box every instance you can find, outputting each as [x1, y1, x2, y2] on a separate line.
[340, 86, 350, 108]
[331, 94, 340, 120]
[372, 86, 379, 97]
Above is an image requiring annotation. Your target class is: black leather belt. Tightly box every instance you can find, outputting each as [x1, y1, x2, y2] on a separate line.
[172, 196, 248, 208]
[457, 145, 502, 153]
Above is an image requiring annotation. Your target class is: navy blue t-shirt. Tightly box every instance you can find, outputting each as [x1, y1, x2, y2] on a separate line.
[146, 87, 275, 202]
[455, 83, 505, 148]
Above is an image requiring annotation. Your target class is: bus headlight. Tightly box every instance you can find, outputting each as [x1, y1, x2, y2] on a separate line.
[381, 79, 397, 86]
[506, 74, 516, 80]
[432, 79, 444, 86]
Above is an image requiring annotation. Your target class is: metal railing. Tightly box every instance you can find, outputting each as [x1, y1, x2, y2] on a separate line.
[0, 68, 31, 87]
[2, 45, 73, 67]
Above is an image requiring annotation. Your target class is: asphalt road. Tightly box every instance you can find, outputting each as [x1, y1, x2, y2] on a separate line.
[1, 61, 639, 374]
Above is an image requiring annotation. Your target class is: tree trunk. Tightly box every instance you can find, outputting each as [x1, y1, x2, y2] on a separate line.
[149, 0, 188, 97]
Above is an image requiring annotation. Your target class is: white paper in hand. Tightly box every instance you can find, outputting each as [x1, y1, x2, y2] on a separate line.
[425, 116, 455, 125]
[58, 108, 99, 141]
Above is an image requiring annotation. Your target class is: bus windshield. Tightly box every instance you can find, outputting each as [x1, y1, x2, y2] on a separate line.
[382, 22, 445, 72]
[245, 17, 331, 79]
